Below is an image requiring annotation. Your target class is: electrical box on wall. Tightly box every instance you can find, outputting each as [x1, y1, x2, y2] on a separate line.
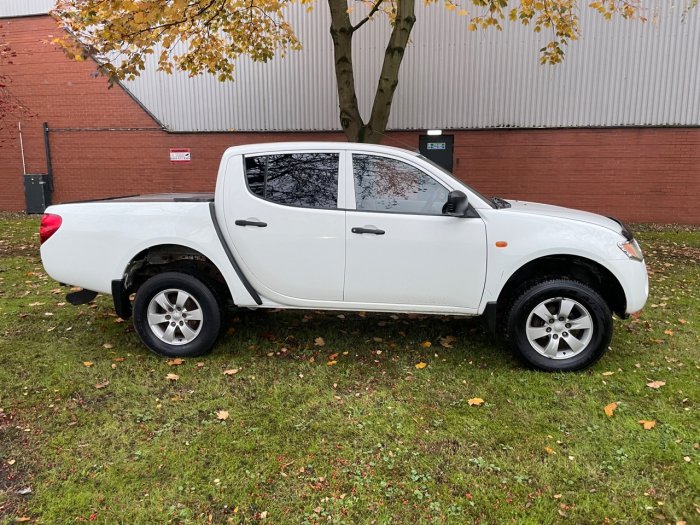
[24, 174, 52, 214]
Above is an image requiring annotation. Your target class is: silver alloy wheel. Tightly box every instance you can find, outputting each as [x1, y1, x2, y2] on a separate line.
[147, 288, 204, 346]
[525, 297, 593, 360]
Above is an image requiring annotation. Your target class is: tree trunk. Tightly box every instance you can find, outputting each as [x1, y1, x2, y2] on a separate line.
[328, 0, 364, 142]
[328, 0, 416, 143]
[365, 0, 415, 144]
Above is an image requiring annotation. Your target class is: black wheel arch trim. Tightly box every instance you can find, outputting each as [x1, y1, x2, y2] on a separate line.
[208, 202, 263, 305]
[112, 279, 132, 320]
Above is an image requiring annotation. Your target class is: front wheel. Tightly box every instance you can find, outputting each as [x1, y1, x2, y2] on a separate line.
[133, 272, 222, 358]
[506, 279, 612, 372]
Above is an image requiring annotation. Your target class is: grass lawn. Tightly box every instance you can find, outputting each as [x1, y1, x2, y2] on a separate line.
[0, 214, 698, 524]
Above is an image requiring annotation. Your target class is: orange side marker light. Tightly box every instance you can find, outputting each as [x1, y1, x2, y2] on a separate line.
[495, 241, 508, 248]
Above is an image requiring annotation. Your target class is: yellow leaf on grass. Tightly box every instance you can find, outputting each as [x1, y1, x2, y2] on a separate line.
[83, 361, 94, 367]
[103, 343, 113, 349]
[95, 380, 109, 389]
[544, 446, 556, 455]
[468, 397, 484, 406]
[664, 329, 674, 336]
[439, 335, 457, 348]
[646, 380, 666, 389]
[223, 369, 239, 376]
[604, 402, 618, 417]
[638, 419, 656, 430]
[168, 358, 184, 366]
[420, 341, 432, 348]
[216, 410, 229, 421]
[327, 360, 337, 366]
[602, 371, 614, 376]
[166, 373, 179, 381]
[415, 362, 427, 369]
[314, 337, 326, 347]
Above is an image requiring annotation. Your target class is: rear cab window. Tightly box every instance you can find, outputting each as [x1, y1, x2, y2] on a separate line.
[244, 153, 340, 209]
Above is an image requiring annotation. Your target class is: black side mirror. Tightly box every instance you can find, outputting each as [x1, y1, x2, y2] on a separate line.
[442, 190, 469, 217]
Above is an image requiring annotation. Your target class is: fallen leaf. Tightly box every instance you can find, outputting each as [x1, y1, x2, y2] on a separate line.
[638, 419, 656, 430]
[167, 358, 184, 366]
[602, 371, 614, 376]
[604, 402, 618, 417]
[415, 362, 427, 369]
[94, 380, 109, 389]
[420, 341, 432, 348]
[314, 337, 325, 347]
[439, 335, 457, 348]
[223, 369, 239, 376]
[646, 380, 666, 389]
[683, 456, 691, 462]
[102, 343, 113, 349]
[544, 446, 556, 455]
[327, 360, 337, 366]
[216, 410, 229, 421]
[7, 459, 16, 465]
[15, 518, 31, 523]
[468, 397, 484, 406]
[166, 373, 179, 381]
[114, 357, 125, 362]
[664, 329, 675, 336]
[83, 361, 93, 367]
[678, 319, 687, 324]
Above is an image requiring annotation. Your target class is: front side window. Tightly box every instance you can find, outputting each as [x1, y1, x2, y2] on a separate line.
[244, 153, 339, 209]
[352, 154, 449, 215]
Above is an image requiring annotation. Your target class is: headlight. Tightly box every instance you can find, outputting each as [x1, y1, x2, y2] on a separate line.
[618, 239, 643, 261]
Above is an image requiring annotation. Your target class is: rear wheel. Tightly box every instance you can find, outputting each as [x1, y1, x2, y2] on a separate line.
[506, 279, 612, 371]
[133, 272, 221, 358]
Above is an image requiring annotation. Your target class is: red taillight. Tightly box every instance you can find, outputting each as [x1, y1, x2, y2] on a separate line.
[40, 213, 62, 245]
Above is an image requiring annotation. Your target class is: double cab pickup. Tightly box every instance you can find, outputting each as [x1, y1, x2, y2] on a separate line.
[39, 142, 648, 371]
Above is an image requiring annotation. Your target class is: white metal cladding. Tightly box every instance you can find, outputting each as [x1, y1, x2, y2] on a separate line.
[8, 0, 699, 130]
[118, 0, 700, 131]
[0, 0, 55, 18]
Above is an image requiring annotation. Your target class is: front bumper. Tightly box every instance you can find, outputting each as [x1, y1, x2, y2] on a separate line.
[607, 258, 649, 314]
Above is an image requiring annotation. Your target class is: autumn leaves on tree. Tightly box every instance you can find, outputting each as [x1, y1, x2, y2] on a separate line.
[55, 0, 642, 142]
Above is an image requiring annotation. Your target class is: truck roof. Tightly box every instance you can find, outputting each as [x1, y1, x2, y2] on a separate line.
[222, 142, 420, 157]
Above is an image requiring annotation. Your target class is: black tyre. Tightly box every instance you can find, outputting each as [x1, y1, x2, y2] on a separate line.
[506, 279, 612, 372]
[133, 272, 222, 358]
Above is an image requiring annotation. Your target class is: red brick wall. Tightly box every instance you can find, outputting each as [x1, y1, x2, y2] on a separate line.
[1, 15, 699, 224]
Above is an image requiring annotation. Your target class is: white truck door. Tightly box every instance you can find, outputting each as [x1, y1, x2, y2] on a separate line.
[220, 151, 346, 302]
[344, 153, 487, 310]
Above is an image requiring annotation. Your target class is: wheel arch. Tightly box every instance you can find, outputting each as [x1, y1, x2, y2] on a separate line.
[494, 254, 627, 323]
[114, 243, 233, 319]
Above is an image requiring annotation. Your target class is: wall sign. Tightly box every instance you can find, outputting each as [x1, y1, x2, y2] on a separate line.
[426, 142, 446, 150]
[169, 148, 191, 163]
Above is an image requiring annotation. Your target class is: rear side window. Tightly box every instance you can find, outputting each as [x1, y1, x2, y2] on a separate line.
[244, 153, 339, 209]
[352, 154, 448, 215]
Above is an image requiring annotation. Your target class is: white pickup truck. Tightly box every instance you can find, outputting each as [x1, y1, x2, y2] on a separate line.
[39, 142, 648, 371]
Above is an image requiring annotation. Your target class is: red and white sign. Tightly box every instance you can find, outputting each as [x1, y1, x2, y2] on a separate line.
[169, 148, 191, 163]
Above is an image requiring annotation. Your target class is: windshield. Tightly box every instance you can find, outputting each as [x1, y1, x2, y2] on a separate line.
[418, 155, 496, 209]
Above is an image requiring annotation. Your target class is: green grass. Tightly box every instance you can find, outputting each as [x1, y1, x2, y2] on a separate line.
[0, 214, 698, 524]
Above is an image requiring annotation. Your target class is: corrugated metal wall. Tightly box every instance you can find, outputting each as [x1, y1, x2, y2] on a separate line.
[0, 0, 54, 18]
[4, 0, 699, 131]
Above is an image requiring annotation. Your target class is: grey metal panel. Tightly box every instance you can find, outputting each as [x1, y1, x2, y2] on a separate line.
[0, 0, 54, 18]
[118, 0, 700, 131]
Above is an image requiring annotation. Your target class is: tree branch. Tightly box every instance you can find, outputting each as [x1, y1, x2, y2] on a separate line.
[351, 0, 385, 33]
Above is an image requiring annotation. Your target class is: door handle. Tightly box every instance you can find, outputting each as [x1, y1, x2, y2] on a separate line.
[351, 227, 385, 235]
[235, 219, 267, 227]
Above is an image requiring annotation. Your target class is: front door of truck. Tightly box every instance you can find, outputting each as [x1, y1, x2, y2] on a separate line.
[343, 152, 487, 310]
